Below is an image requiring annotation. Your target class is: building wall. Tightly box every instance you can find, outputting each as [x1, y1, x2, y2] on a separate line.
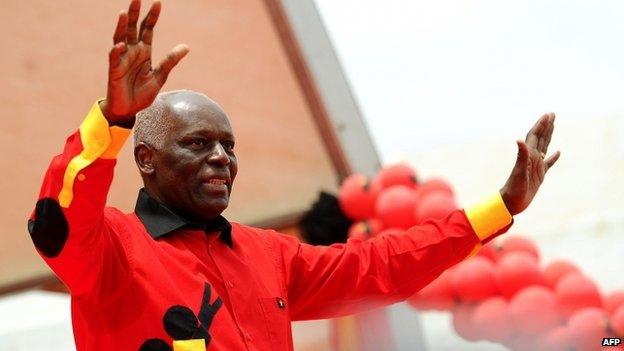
[0, 0, 339, 288]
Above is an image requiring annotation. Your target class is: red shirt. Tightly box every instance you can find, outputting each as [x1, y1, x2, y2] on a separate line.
[28, 102, 512, 351]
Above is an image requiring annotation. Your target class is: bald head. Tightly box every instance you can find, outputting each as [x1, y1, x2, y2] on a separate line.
[134, 90, 228, 149]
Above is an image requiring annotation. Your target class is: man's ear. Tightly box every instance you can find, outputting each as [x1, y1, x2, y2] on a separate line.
[134, 142, 156, 175]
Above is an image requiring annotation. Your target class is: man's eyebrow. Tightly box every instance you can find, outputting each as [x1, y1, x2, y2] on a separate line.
[181, 129, 234, 139]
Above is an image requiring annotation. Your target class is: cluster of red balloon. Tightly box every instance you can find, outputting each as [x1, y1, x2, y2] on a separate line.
[338, 163, 458, 240]
[408, 235, 624, 351]
[337, 163, 624, 351]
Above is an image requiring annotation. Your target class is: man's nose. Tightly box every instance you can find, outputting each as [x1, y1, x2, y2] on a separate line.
[206, 143, 230, 166]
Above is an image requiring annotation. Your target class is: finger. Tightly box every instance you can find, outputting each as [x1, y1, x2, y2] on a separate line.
[153, 44, 190, 85]
[537, 112, 555, 153]
[544, 150, 561, 172]
[109, 42, 128, 70]
[139, 1, 161, 45]
[126, 0, 141, 44]
[514, 140, 530, 174]
[542, 113, 555, 154]
[113, 10, 129, 44]
[525, 113, 549, 149]
[544, 113, 555, 152]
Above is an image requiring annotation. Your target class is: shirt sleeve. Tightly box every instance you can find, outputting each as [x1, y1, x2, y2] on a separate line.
[272, 193, 512, 321]
[27, 101, 133, 299]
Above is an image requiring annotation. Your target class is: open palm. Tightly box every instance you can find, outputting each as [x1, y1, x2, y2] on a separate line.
[101, 0, 189, 124]
[501, 113, 561, 215]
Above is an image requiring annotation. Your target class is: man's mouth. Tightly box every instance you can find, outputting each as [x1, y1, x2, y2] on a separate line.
[207, 179, 227, 186]
[201, 177, 230, 194]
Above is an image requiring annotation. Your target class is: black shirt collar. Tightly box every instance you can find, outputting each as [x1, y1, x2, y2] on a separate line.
[134, 188, 232, 248]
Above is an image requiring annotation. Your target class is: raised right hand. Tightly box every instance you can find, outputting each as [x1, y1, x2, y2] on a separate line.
[100, 0, 189, 125]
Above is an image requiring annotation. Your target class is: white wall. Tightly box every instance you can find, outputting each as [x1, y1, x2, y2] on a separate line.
[0, 291, 75, 351]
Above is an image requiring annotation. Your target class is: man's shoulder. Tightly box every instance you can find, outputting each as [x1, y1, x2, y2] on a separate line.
[230, 222, 266, 237]
[230, 222, 300, 246]
[230, 222, 280, 236]
[102, 206, 141, 228]
[103, 206, 134, 217]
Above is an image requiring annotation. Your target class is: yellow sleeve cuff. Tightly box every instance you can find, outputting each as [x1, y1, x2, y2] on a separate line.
[58, 101, 131, 207]
[90, 100, 132, 159]
[79, 100, 131, 159]
[465, 192, 512, 241]
[100, 125, 131, 159]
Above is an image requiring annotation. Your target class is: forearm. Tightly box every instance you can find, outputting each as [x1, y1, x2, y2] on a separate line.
[28, 101, 131, 295]
[283, 193, 512, 320]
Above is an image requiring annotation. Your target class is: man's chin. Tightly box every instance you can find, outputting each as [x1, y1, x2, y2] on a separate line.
[199, 198, 229, 218]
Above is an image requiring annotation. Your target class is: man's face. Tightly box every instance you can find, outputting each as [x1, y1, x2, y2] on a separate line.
[150, 98, 238, 222]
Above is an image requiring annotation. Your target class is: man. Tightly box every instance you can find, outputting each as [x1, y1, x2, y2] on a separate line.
[27, 1, 559, 350]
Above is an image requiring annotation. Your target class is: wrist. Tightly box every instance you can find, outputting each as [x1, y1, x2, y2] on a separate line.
[499, 187, 517, 216]
[98, 100, 136, 128]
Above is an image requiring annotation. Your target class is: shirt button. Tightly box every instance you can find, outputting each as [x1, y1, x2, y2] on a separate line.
[77, 174, 86, 181]
[244, 332, 252, 341]
[227, 280, 234, 288]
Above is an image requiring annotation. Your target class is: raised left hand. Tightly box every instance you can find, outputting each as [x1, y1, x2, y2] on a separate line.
[500, 113, 561, 215]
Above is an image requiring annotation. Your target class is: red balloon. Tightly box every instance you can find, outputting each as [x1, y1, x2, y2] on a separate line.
[338, 174, 377, 220]
[375, 185, 418, 229]
[495, 252, 546, 299]
[611, 305, 624, 337]
[377, 163, 418, 190]
[418, 177, 454, 198]
[451, 257, 498, 302]
[509, 286, 562, 335]
[451, 303, 481, 341]
[369, 176, 383, 195]
[509, 334, 540, 351]
[472, 297, 514, 343]
[567, 308, 609, 351]
[543, 260, 580, 289]
[408, 270, 456, 311]
[538, 326, 572, 351]
[476, 242, 501, 263]
[555, 273, 603, 318]
[414, 192, 457, 225]
[347, 222, 368, 241]
[605, 291, 624, 314]
[499, 236, 540, 261]
[367, 219, 383, 236]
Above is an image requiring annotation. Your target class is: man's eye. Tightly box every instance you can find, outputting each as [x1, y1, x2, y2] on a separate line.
[222, 141, 235, 151]
[189, 139, 206, 148]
